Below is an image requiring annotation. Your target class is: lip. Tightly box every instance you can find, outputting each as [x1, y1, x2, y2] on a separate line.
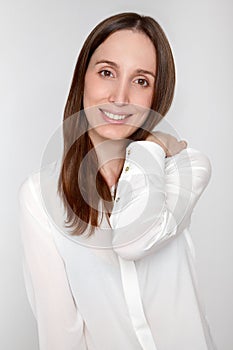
[99, 108, 133, 124]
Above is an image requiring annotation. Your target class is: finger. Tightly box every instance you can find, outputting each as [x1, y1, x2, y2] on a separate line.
[180, 140, 188, 148]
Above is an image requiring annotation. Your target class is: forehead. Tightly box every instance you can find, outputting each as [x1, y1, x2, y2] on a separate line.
[90, 29, 156, 69]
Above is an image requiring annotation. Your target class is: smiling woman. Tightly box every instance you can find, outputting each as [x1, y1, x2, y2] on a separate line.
[18, 12, 216, 350]
[58, 13, 177, 236]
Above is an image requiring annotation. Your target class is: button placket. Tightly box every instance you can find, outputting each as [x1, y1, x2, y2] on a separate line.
[125, 149, 131, 172]
[113, 147, 133, 204]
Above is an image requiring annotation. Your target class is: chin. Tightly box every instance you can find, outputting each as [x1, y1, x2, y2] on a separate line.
[96, 125, 138, 141]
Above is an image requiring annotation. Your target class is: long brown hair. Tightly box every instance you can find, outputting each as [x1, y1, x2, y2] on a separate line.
[58, 12, 176, 236]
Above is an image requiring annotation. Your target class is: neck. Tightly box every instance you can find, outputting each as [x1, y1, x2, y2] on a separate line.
[89, 134, 129, 188]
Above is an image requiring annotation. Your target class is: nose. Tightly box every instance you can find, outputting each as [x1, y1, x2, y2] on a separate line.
[108, 78, 130, 106]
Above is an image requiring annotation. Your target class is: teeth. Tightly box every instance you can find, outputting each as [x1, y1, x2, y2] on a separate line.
[103, 110, 128, 120]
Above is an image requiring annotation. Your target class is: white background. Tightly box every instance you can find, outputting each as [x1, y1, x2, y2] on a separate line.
[0, 0, 232, 349]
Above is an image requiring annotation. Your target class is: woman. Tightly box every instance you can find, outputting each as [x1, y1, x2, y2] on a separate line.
[19, 12, 216, 350]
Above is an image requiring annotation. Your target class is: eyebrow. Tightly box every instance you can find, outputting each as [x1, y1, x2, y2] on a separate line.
[95, 60, 156, 78]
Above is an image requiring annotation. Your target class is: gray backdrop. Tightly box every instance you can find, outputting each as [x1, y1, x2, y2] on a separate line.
[0, 0, 232, 349]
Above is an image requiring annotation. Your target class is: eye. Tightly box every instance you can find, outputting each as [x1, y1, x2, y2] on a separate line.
[99, 69, 114, 78]
[135, 78, 149, 87]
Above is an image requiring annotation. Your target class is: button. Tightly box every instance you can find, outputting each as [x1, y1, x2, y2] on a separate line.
[127, 149, 131, 155]
[115, 197, 120, 202]
[125, 166, 130, 172]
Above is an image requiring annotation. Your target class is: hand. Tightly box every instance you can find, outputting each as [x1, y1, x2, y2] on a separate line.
[146, 131, 188, 157]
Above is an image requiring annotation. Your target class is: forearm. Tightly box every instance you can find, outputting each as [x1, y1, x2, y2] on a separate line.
[111, 141, 211, 260]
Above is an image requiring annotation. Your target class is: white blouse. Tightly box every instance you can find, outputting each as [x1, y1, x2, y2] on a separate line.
[19, 141, 217, 350]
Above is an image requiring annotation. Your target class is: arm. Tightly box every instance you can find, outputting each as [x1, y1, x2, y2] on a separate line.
[110, 141, 211, 261]
[18, 176, 87, 350]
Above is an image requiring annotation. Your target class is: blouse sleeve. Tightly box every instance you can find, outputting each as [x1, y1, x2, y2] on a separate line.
[18, 176, 87, 350]
[110, 140, 212, 261]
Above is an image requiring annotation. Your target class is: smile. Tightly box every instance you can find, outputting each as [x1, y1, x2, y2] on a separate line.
[101, 109, 132, 121]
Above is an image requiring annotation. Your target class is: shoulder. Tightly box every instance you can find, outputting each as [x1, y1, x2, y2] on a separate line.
[18, 161, 61, 219]
[18, 171, 41, 208]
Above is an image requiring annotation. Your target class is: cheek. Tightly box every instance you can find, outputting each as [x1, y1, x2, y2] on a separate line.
[83, 76, 93, 104]
[83, 71, 98, 104]
[134, 91, 154, 109]
[83, 75, 108, 106]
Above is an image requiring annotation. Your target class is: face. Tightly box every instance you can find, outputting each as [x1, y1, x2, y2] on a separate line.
[83, 29, 156, 145]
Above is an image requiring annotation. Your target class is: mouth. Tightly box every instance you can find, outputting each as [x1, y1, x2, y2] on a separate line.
[99, 108, 133, 122]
